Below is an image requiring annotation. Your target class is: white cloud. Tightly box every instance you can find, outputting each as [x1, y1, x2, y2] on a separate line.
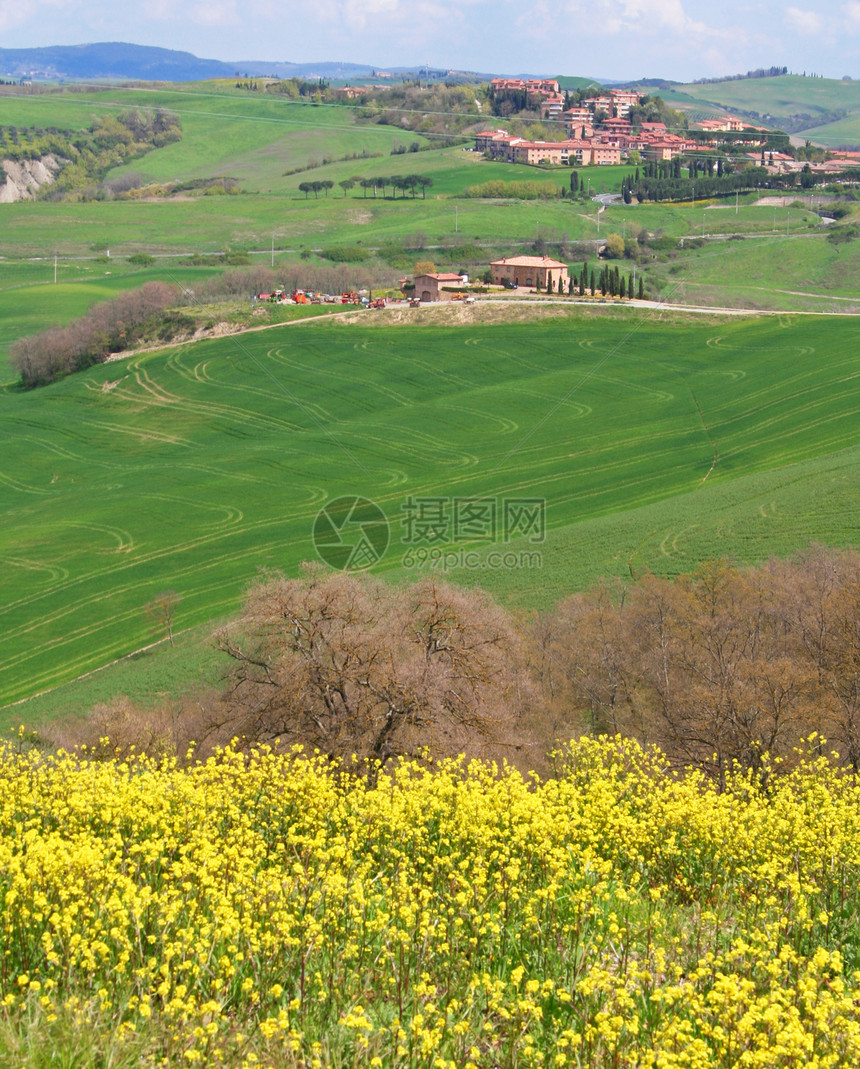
[0, 0, 79, 33]
[190, 0, 239, 26]
[845, 0, 860, 32]
[141, 0, 175, 19]
[785, 6, 822, 33]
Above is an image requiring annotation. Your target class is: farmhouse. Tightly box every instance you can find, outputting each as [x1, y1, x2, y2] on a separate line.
[490, 256, 569, 291]
[412, 272, 465, 302]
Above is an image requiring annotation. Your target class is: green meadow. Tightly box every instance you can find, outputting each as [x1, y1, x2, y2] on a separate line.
[2, 310, 859, 713]
[657, 74, 860, 142]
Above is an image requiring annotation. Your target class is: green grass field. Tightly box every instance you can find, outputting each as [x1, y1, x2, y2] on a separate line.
[2, 309, 859, 714]
[645, 228, 860, 312]
[656, 75, 860, 142]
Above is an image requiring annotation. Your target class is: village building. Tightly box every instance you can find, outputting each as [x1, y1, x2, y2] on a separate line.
[643, 135, 697, 161]
[583, 94, 614, 115]
[490, 77, 560, 97]
[509, 140, 566, 165]
[490, 256, 569, 291]
[609, 89, 641, 116]
[564, 106, 592, 125]
[412, 272, 466, 302]
[564, 116, 595, 140]
[589, 142, 623, 165]
[540, 94, 566, 120]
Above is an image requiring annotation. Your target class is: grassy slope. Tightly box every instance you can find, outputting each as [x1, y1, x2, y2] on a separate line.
[657, 75, 860, 135]
[646, 229, 860, 311]
[1, 311, 858, 712]
[795, 114, 860, 147]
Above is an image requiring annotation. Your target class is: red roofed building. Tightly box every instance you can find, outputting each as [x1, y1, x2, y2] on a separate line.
[490, 255, 569, 291]
[412, 272, 467, 302]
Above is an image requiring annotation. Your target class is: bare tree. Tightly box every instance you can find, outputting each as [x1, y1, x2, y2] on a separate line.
[214, 566, 535, 776]
[146, 590, 182, 648]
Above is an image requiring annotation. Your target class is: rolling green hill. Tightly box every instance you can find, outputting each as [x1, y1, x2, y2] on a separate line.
[656, 75, 860, 143]
[2, 310, 859, 712]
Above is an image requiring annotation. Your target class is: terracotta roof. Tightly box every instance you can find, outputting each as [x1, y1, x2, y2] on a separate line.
[491, 256, 568, 269]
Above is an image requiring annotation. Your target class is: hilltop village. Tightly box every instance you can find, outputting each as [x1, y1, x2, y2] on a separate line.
[474, 79, 860, 173]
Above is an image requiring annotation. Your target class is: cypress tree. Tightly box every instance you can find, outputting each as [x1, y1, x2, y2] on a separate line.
[590, 269, 595, 295]
[619, 275, 626, 299]
[628, 272, 634, 298]
[638, 277, 644, 300]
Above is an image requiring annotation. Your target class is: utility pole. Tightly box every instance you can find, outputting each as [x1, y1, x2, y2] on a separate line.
[455, 205, 458, 233]
[271, 234, 274, 268]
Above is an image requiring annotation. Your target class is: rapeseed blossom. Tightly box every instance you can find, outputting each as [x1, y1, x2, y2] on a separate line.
[1, 735, 859, 1066]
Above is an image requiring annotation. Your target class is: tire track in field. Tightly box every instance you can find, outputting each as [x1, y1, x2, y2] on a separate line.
[0, 470, 50, 495]
[444, 406, 519, 436]
[101, 364, 310, 437]
[590, 374, 675, 403]
[180, 348, 336, 423]
[660, 524, 701, 558]
[0, 483, 333, 623]
[0, 557, 70, 584]
[65, 522, 135, 554]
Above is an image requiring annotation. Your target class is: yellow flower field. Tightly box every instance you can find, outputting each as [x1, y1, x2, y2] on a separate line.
[1, 734, 860, 1067]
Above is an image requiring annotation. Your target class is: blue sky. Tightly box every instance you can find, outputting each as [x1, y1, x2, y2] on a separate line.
[1, 0, 858, 81]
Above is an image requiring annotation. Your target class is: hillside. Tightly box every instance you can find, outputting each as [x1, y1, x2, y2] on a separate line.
[0, 43, 238, 82]
[1, 78, 858, 717]
[0, 42, 490, 84]
[656, 74, 860, 144]
[2, 310, 859, 712]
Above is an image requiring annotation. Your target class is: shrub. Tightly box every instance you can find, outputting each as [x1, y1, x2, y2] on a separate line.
[321, 245, 370, 263]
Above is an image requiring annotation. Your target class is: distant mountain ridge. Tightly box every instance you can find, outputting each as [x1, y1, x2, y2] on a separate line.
[0, 42, 491, 83]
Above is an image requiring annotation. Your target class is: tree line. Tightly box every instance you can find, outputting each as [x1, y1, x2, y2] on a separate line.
[11, 263, 394, 388]
[10, 283, 181, 388]
[629, 163, 773, 203]
[45, 546, 860, 787]
[300, 175, 434, 198]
